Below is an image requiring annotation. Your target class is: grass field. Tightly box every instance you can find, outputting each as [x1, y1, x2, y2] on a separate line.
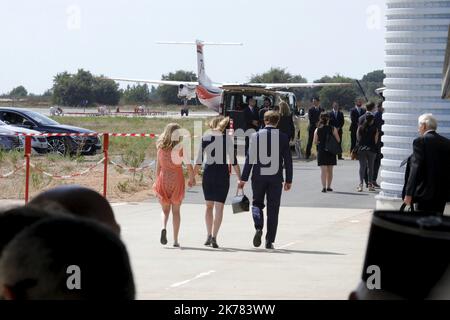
[53, 115, 352, 158]
[0, 115, 353, 201]
[53, 116, 212, 158]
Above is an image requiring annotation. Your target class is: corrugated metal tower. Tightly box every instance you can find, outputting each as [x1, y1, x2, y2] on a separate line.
[378, 0, 450, 208]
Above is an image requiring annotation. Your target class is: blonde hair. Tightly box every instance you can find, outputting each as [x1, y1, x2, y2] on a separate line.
[279, 101, 291, 117]
[156, 123, 182, 150]
[209, 116, 230, 133]
[264, 111, 280, 125]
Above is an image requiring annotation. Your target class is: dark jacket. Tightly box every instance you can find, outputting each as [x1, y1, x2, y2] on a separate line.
[329, 110, 345, 130]
[308, 106, 324, 130]
[404, 131, 450, 202]
[241, 127, 293, 183]
[350, 107, 366, 131]
[244, 105, 260, 131]
[277, 115, 295, 141]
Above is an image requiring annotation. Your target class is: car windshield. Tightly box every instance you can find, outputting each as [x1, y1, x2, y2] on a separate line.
[23, 111, 59, 125]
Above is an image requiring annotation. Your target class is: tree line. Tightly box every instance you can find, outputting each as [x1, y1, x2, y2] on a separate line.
[1, 68, 385, 110]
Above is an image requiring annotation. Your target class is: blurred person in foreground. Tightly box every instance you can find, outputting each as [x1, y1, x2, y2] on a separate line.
[350, 210, 450, 300]
[28, 185, 120, 235]
[0, 216, 135, 300]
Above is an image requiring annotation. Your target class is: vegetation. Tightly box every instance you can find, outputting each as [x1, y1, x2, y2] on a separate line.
[52, 69, 120, 107]
[1, 68, 385, 110]
[156, 70, 198, 105]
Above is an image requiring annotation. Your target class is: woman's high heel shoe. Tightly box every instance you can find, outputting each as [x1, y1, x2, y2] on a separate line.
[204, 235, 212, 246]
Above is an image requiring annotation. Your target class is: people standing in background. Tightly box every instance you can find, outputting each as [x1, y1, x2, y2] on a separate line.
[258, 97, 273, 129]
[403, 114, 450, 215]
[305, 97, 324, 159]
[314, 113, 340, 192]
[194, 116, 241, 249]
[358, 102, 376, 188]
[356, 114, 379, 192]
[372, 101, 385, 188]
[328, 102, 345, 160]
[277, 101, 295, 142]
[153, 123, 195, 248]
[350, 98, 366, 153]
[243, 97, 260, 154]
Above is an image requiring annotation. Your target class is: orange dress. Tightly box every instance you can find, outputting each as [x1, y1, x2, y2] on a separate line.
[153, 148, 185, 205]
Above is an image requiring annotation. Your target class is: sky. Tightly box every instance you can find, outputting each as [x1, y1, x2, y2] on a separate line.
[0, 0, 386, 94]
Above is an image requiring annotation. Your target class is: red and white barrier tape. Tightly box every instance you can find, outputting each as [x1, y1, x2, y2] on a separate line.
[5, 133, 160, 138]
[29, 157, 105, 179]
[1, 133, 204, 138]
[0, 163, 26, 178]
[109, 160, 156, 172]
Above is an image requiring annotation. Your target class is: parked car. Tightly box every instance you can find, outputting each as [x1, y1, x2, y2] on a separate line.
[0, 119, 48, 154]
[0, 126, 22, 152]
[0, 108, 102, 155]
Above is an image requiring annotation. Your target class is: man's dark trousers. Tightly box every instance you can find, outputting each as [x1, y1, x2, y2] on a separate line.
[416, 200, 446, 216]
[251, 179, 283, 243]
[305, 126, 316, 159]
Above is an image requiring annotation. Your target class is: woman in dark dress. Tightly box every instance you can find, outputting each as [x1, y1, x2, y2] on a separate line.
[277, 101, 295, 141]
[194, 116, 241, 248]
[313, 112, 341, 193]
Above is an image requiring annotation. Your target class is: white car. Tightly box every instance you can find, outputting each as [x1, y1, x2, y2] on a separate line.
[0, 120, 48, 154]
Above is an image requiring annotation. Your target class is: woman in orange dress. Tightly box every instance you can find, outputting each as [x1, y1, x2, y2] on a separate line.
[153, 123, 195, 247]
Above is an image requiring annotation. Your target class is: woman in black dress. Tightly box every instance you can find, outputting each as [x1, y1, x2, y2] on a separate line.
[277, 101, 295, 141]
[194, 116, 241, 248]
[313, 112, 341, 193]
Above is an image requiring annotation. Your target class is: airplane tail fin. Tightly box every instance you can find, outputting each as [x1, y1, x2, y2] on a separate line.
[157, 40, 242, 87]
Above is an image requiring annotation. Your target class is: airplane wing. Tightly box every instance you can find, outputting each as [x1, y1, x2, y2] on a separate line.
[245, 83, 352, 89]
[109, 77, 198, 86]
[220, 82, 353, 90]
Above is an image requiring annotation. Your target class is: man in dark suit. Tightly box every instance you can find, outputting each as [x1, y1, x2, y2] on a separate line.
[258, 97, 273, 129]
[305, 97, 324, 159]
[329, 101, 345, 160]
[244, 96, 260, 131]
[404, 114, 450, 215]
[243, 96, 260, 154]
[350, 98, 366, 153]
[238, 111, 293, 249]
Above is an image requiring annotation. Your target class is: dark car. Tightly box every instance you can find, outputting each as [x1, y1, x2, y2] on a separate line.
[0, 108, 102, 155]
[0, 126, 22, 151]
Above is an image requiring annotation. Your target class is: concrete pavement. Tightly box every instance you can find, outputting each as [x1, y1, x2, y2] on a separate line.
[112, 202, 372, 300]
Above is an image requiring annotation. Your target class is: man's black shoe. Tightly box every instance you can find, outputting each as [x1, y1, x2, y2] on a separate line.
[265, 242, 274, 250]
[253, 229, 263, 247]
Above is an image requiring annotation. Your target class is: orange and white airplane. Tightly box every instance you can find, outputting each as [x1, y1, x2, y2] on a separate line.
[110, 40, 351, 113]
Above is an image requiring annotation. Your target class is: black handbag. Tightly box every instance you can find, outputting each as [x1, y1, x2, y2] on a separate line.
[325, 131, 342, 155]
[232, 188, 250, 214]
[400, 203, 415, 213]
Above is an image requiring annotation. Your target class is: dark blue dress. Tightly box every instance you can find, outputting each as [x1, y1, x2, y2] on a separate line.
[196, 134, 237, 203]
